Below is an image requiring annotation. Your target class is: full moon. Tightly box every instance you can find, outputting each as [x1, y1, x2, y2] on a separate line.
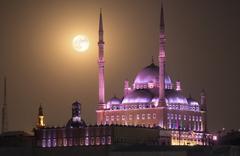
[72, 35, 89, 52]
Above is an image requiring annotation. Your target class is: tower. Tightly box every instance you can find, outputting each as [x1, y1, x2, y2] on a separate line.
[200, 89, 207, 131]
[1, 77, 8, 133]
[124, 79, 130, 96]
[37, 104, 45, 128]
[66, 101, 86, 128]
[97, 9, 105, 110]
[72, 101, 81, 121]
[200, 89, 206, 110]
[158, 4, 166, 107]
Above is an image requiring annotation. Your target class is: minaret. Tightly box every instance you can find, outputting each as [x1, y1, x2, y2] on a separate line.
[200, 89, 207, 143]
[97, 9, 105, 109]
[1, 77, 8, 133]
[158, 4, 166, 107]
[37, 104, 45, 128]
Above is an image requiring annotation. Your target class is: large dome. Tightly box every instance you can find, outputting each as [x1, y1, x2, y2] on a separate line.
[134, 63, 172, 86]
[122, 89, 153, 104]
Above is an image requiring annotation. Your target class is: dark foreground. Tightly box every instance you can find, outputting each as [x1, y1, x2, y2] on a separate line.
[0, 145, 240, 156]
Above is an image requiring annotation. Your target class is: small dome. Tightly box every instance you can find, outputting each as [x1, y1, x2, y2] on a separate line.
[122, 89, 153, 104]
[165, 90, 188, 104]
[134, 63, 172, 86]
[107, 96, 122, 105]
[187, 97, 199, 105]
[66, 119, 86, 128]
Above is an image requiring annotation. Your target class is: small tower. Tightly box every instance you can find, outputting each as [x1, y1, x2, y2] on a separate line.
[37, 104, 45, 128]
[158, 3, 166, 107]
[72, 101, 81, 122]
[1, 77, 8, 133]
[176, 80, 181, 91]
[124, 79, 130, 96]
[97, 9, 106, 110]
[200, 89, 207, 111]
[66, 101, 86, 128]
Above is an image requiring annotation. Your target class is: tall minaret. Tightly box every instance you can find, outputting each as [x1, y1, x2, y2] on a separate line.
[158, 4, 166, 107]
[98, 9, 105, 109]
[1, 77, 8, 133]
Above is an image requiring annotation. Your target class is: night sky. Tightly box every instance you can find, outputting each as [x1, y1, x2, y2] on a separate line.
[0, 0, 239, 133]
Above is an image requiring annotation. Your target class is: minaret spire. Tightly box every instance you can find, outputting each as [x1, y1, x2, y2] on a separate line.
[1, 77, 8, 133]
[98, 9, 105, 109]
[158, 3, 166, 107]
[99, 9, 103, 35]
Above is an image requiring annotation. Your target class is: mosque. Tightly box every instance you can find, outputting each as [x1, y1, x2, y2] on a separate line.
[96, 5, 208, 145]
[34, 4, 209, 147]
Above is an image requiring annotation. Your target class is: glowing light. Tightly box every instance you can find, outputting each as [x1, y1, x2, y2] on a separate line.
[72, 35, 89, 52]
[213, 135, 218, 141]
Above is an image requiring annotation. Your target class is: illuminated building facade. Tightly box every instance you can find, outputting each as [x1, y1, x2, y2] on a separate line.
[96, 5, 208, 145]
[34, 101, 171, 147]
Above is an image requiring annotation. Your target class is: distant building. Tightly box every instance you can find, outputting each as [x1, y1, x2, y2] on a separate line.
[96, 5, 208, 145]
[0, 131, 33, 147]
[34, 102, 171, 148]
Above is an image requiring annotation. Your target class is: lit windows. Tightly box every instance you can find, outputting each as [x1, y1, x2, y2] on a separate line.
[122, 115, 125, 120]
[42, 139, 46, 148]
[148, 82, 154, 88]
[142, 114, 145, 120]
[153, 113, 156, 119]
[85, 137, 89, 146]
[101, 137, 105, 145]
[184, 115, 186, 120]
[106, 116, 109, 121]
[167, 113, 170, 119]
[107, 136, 111, 145]
[91, 137, 95, 145]
[147, 114, 151, 119]
[189, 123, 191, 130]
[179, 115, 181, 120]
[136, 114, 140, 120]
[116, 115, 120, 121]
[129, 114, 132, 120]
[96, 137, 100, 145]
[111, 116, 114, 121]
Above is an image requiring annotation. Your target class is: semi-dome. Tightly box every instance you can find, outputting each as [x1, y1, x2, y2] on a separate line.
[165, 90, 188, 104]
[133, 63, 172, 86]
[187, 96, 199, 105]
[122, 89, 153, 104]
[107, 96, 122, 105]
